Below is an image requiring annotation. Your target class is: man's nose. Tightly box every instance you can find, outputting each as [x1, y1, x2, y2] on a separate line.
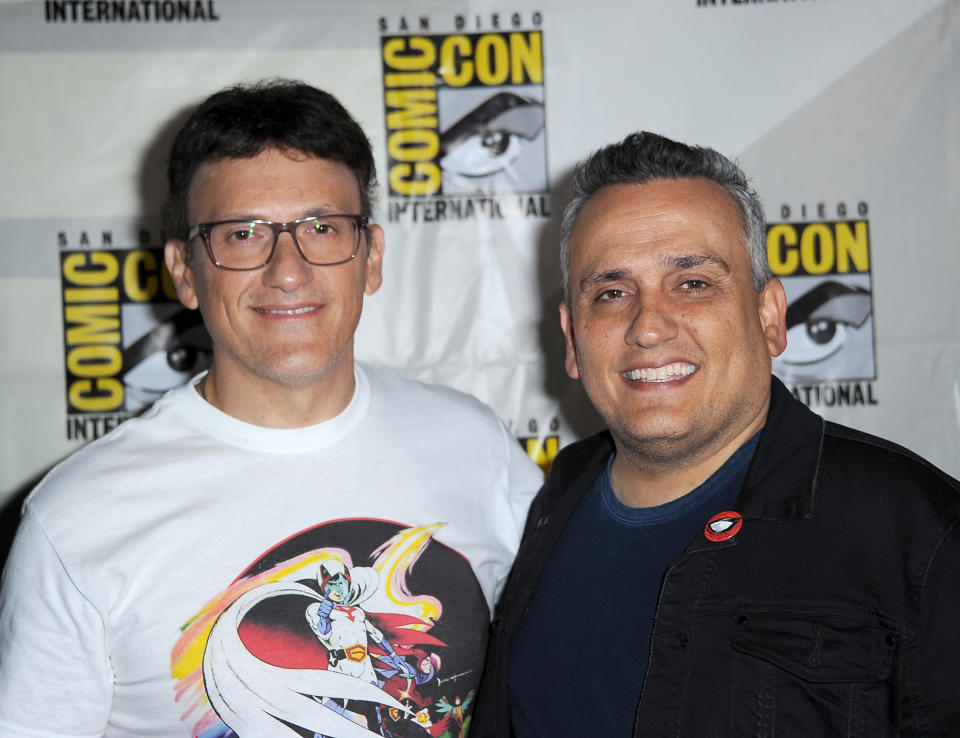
[625, 296, 679, 348]
[262, 231, 313, 291]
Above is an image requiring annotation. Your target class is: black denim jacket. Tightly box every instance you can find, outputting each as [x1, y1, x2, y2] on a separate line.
[474, 378, 960, 737]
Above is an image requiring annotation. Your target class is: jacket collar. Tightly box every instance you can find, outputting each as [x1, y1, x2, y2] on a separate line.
[737, 376, 824, 521]
[548, 377, 824, 523]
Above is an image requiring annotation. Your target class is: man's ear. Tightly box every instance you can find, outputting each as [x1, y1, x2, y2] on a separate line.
[363, 224, 385, 296]
[559, 301, 581, 380]
[759, 277, 788, 358]
[164, 239, 199, 310]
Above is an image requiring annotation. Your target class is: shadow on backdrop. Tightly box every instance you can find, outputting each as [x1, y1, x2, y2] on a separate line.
[534, 164, 604, 452]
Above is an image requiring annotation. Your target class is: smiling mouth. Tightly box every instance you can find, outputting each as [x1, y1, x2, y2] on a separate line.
[256, 306, 318, 316]
[624, 362, 697, 382]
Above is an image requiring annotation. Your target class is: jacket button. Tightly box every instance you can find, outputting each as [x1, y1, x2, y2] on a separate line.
[885, 633, 897, 647]
[678, 635, 688, 649]
[737, 615, 749, 625]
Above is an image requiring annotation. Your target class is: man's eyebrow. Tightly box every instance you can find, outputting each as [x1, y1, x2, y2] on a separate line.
[665, 253, 731, 272]
[578, 269, 629, 293]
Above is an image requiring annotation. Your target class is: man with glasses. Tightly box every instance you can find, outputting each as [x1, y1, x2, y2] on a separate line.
[0, 80, 541, 737]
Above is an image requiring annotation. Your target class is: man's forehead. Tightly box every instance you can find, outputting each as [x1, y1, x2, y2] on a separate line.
[187, 150, 362, 212]
[569, 179, 745, 263]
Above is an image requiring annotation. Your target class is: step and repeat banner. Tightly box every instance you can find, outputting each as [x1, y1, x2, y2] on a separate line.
[2, 0, 958, 509]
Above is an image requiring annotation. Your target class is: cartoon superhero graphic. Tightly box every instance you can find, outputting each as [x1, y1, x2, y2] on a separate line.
[171, 521, 488, 738]
[304, 559, 430, 733]
[432, 691, 474, 738]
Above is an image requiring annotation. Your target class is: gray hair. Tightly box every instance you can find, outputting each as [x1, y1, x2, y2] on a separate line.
[559, 131, 771, 302]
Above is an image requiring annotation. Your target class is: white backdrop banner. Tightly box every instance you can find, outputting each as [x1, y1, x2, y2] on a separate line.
[1, 0, 958, 506]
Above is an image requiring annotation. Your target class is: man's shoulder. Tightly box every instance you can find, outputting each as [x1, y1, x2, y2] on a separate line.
[24, 383, 194, 514]
[821, 419, 957, 482]
[814, 421, 960, 534]
[361, 363, 503, 427]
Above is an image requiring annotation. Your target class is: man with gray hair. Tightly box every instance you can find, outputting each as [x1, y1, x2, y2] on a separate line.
[473, 131, 960, 736]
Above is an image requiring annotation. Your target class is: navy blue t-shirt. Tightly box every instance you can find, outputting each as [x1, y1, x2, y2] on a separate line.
[508, 434, 759, 737]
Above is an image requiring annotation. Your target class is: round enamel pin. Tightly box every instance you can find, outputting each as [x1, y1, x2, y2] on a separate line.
[704, 511, 743, 542]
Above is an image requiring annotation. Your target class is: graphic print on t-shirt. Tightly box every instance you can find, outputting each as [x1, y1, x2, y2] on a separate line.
[171, 519, 486, 737]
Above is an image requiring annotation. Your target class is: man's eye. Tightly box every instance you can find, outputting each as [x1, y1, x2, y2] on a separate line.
[227, 228, 261, 243]
[680, 279, 709, 291]
[596, 289, 626, 302]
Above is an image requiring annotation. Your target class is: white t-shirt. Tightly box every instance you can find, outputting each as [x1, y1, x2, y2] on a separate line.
[0, 364, 542, 737]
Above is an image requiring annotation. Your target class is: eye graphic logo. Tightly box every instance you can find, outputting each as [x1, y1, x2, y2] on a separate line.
[438, 89, 545, 195]
[766, 220, 876, 382]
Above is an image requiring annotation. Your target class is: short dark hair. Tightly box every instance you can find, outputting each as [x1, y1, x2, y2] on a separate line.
[559, 131, 771, 302]
[164, 79, 376, 239]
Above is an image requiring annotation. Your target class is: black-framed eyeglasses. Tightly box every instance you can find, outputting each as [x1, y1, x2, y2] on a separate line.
[187, 214, 368, 270]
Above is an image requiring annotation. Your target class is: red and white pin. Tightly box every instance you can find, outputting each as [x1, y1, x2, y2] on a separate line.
[704, 511, 743, 542]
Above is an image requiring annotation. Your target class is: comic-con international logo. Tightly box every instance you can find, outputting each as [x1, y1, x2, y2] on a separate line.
[381, 22, 548, 222]
[59, 229, 210, 440]
[766, 210, 878, 407]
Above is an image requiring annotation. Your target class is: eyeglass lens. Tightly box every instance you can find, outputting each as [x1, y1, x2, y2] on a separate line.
[208, 216, 361, 268]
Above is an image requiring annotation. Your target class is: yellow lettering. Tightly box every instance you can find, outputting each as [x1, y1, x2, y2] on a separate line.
[475, 34, 510, 85]
[123, 249, 159, 302]
[800, 223, 835, 275]
[66, 344, 122, 378]
[439, 35, 473, 87]
[385, 89, 438, 129]
[384, 72, 436, 88]
[835, 221, 870, 273]
[510, 32, 543, 84]
[524, 436, 559, 475]
[383, 36, 436, 71]
[766, 224, 799, 276]
[65, 304, 120, 345]
[68, 378, 123, 412]
[62, 251, 119, 286]
[387, 129, 440, 162]
[63, 287, 119, 303]
[389, 163, 441, 195]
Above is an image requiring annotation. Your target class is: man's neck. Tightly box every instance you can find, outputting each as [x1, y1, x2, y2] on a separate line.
[609, 420, 765, 508]
[199, 355, 357, 428]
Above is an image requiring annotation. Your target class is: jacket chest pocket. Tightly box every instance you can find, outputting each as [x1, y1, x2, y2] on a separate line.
[728, 613, 899, 738]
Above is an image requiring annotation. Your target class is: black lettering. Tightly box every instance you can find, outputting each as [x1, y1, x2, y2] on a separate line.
[836, 383, 850, 405]
[853, 384, 864, 405]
